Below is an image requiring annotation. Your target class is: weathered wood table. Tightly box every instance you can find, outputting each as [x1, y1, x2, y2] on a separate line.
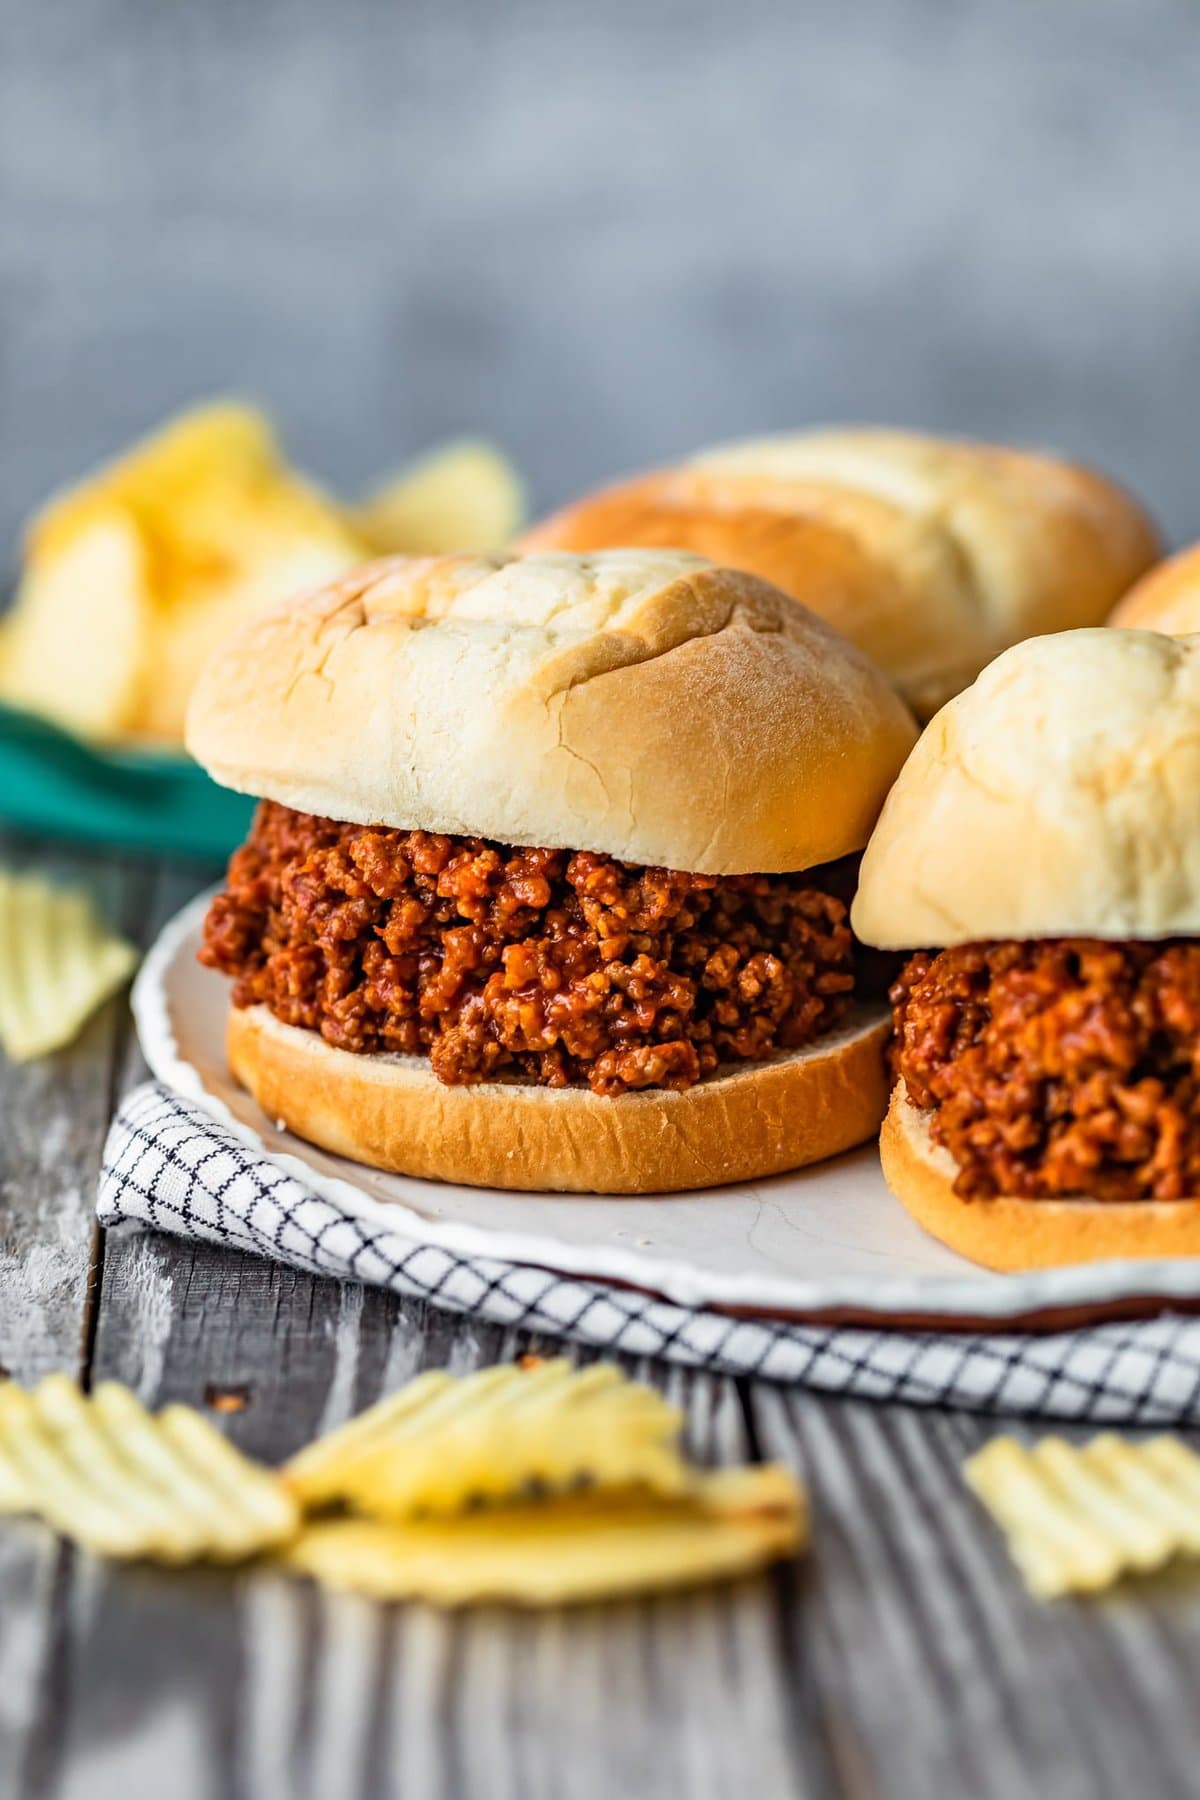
[2, 833, 1199, 1800]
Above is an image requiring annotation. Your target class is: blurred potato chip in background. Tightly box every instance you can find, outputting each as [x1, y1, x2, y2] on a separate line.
[0, 1376, 299, 1562]
[965, 1433, 1200, 1598]
[0, 403, 361, 746]
[0, 404, 526, 750]
[0, 1442, 33, 1514]
[350, 439, 525, 556]
[0, 870, 138, 1060]
[0, 512, 153, 741]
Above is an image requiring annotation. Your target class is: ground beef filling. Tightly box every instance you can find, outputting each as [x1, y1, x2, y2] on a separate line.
[891, 940, 1200, 1201]
[200, 803, 855, 1098]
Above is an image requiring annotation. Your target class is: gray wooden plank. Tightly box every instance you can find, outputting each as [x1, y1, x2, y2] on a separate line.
[749, 1388, 1200, 1800]
[53, 1219, 822, 1800]
[23, 844, 822, 1798]
[0, 840, 135, 1383]
[0, 834, 148, 1799]
[350, 1359, 823, 1800]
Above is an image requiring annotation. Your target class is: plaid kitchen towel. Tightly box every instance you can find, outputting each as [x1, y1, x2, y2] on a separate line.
[98, 1081, 1200, 1424]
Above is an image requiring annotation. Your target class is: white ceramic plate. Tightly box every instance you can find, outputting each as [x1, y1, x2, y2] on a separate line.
[133, 893, 1200, 1328]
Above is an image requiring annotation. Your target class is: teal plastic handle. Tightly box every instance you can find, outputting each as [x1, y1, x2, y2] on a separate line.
[0, 701, 252, 859]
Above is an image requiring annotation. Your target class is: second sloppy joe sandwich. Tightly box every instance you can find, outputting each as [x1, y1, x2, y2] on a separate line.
[520, 429, 1160, 721]
[853, 627, 1200, 1269]
[187, 550, 916, 1193]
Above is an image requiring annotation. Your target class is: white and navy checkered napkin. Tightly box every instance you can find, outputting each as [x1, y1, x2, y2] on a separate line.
[98, 1082, 1200, 1424]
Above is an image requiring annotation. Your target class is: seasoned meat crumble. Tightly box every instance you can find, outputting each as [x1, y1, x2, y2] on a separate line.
[201, 802, 855, 1097]
[891, 939, 1200, 1201]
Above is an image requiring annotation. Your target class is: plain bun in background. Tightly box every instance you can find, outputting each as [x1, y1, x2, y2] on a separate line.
[881, 1087, 1200, 1271]
[851, 628, 1200, 949]
[1110, 541, 1200, 636]
[520, 427, 1161, 719]
[229, 1004, 891, 1194]
[187, 548, 917, 875]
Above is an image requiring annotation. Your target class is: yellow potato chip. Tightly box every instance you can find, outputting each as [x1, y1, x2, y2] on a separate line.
[0, 1376, 299, 1563]
[965, 1433, 1200, 1598]
[351, 441, 525, 555]
[12, 402, 366, 745]
[26, 403, 278, 562]
[0, 872, 138, 1062]
[282, 1465, 805, 1607]
[284, 1359, 690, 1518]
[1076, 1435, 1200, 1557]
[965, 1438, 1125, 1596]
[0, 509, 153, 738]
[0, 1435, 33, 1514]
[1140, 1434, 1200, 1511]
[1031, 1437, 1175, 1572]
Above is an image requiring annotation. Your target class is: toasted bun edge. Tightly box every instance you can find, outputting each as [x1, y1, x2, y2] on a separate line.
[880, 1086, 1200, 1270]
[228, 1003, 891, 1194]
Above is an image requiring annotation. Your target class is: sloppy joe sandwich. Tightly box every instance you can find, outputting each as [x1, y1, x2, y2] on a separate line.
[187, 550, 917, 1193]
[1110, 539, 1200, 636]
[520, 429, 1160, 720]
[852, 627, 1200, 1270]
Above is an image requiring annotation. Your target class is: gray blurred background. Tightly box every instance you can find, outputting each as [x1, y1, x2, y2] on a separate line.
[1, 0, 1197, 548]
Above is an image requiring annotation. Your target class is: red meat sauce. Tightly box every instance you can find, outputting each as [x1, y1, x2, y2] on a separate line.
[891, 939, 1200, 1201]
[201, 802, 857, 1098]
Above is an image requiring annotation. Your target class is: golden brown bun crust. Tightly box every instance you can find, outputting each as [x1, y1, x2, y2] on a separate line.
[186, 549, 916, 875]
[1110, 542, 1200, 635]
[520, 431, 1160, 718]
[229, 1004, 890, 1194]
[852, 628, 1200, 948]
[881, 1087, 1200, 1271]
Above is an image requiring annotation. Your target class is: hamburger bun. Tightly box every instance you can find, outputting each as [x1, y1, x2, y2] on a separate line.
[229, 1003, 890, 1194]
[520, 429, 1160, 719]
[191, 549, 914, 1193]
[881, 1086, 1200, 1271]
[851, 627, 1200, 949]
[187, 548, 917, 875]
[1110, 541, 1200, 635]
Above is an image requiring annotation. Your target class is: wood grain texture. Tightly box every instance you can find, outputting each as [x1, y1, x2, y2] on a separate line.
[750, 1388, 1200, 1800]
[4, 839, 1200, 1796]
[0, 834, 150, 1799]
[70, 1256, 822, 1800]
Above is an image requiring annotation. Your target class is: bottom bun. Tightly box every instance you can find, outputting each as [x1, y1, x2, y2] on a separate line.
[881, 1085, 1200, 1270]
[228, 1003, 891, 1194]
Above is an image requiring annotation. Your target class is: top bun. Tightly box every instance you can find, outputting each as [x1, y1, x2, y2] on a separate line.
[1110, 542, 1200, 636]
[852, 628, 1200, 949]
[187, 549, 917, 874]
[520, 428, 1160, 719]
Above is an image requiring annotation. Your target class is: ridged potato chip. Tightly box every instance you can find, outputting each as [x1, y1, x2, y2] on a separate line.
[966, 1433, 1200, 1597]
[0, 1376, 299, 1562]
[284, 1359, 690, 1518]
[282, 1464, 805, 1607]
[351, 440, 524, 555]
[0, 872, 138, 1061]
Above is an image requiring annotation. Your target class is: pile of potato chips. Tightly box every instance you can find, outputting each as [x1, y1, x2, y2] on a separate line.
[0, 1361, 805, 1607]
[0, 403, 525, 748]
[966, 1432, 1200, 1597]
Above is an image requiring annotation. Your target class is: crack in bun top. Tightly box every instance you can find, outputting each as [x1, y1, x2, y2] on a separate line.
[521, 430, 1160, 719]
[186, 549, 918, 875]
